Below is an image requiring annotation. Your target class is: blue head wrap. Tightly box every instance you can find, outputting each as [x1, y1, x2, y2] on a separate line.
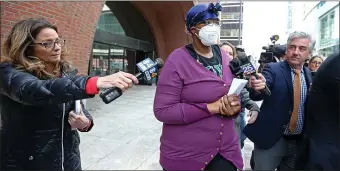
[185, 3, 222, 31]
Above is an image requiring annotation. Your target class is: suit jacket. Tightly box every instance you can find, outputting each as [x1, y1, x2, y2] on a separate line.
[243, 60, 312, 150]
[301, 52, 340, 170]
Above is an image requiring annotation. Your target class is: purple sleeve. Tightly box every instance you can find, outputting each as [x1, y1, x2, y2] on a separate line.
[153, 60, 213, 124]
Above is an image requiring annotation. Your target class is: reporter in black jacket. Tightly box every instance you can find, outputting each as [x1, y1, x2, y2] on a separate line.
[295, 52, 340, 170]
[0, 18, 138, 170]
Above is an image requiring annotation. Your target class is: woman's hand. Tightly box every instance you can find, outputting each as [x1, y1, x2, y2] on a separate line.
[219, 95, 241, 116]
[247, 110, 258, 124]
[96, 71, 139, 91]
[207, 97, 223, 114]
[68, 110, 90, 130]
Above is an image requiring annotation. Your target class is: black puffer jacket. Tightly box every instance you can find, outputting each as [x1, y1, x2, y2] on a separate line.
[0, 62, 95, 170]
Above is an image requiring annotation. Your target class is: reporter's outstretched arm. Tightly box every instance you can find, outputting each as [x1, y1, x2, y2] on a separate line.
[0, 63, 97, 106]
[249, 64, 275, 101]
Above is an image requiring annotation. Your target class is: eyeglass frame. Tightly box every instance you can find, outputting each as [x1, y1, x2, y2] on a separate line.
[196, 19, 221, 26]
[310, 61, 322, 65]
[30, 39, 66, 49]
[188, 8, 221, 29]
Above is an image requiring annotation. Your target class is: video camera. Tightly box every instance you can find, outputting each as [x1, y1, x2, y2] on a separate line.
[258, 35, 286, 63]
[258, 35, 287, 73]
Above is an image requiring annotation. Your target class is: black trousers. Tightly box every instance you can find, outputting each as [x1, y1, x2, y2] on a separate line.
[163, 153, 237, 171]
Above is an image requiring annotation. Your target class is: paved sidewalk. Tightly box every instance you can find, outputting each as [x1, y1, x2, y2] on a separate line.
[79, 85, 254, 170]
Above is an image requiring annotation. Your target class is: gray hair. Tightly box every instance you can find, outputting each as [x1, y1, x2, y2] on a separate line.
[286, 31, 315, 53]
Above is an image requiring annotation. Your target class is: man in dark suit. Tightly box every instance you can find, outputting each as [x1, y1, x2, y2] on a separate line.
[302, 52, 340, 170]
[243, 31, 313, 170]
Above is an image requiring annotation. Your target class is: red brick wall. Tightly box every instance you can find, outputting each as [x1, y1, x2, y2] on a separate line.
[0, 1, 105, 74]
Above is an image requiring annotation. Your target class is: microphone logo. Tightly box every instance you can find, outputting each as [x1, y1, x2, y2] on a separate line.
[100, 57, 164, 104]
[144, 70, 152, 81]
[149, 67, 156, 73]
[241, 63, 256, 75]
[137, 58, 155, 72]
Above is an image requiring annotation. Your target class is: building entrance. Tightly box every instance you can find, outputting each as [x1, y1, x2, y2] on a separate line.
[88, 2, 155, 82]
[89, 41, 154, 77]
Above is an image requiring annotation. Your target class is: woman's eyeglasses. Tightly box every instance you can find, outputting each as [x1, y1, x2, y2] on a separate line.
[197, 20, 221, 26]
[31, 39, 66, 49]
[311, 61, 322, 65]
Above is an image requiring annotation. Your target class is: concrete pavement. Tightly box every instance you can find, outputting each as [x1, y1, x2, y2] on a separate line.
[79, 85, 254, 170]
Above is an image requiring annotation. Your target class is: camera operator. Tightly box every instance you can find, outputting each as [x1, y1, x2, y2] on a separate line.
[0, 18, 138, 170]
[258, 39, 287, 73]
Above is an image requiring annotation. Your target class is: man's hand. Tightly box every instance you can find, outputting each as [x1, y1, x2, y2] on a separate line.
[68, 110, 90, 130]
[247, 110, 258, 124]
[249, 73, 266, 92]
[96, 71, 139, 91]
[220, 95, 241, 116]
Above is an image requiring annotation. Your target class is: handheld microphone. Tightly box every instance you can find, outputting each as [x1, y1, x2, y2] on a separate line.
[99, 58, 164, 104]
[229, 57, 243, 79]
[237, 52, 271, 96]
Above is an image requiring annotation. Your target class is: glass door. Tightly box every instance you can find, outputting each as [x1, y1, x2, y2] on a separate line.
[90, 42, 110, 76]
[125, 49, 136, 74]
[109, 46, 126, 74]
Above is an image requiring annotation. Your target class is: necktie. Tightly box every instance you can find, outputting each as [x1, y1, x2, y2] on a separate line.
[289, 70, 301, 132]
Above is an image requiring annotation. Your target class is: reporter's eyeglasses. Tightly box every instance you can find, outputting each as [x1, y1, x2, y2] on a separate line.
[31, 39, 66, 49]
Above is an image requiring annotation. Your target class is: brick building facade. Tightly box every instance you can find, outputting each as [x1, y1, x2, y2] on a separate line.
[1, 1, 104, 74]
[1, 1, 193, 75]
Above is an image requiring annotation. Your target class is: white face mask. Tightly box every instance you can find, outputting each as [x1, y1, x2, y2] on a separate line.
[195, 24, 220, 46]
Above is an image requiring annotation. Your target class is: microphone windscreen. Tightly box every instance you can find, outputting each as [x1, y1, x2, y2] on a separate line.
[229, 58, 242, 76]
[230, 57, 242, 67]
[155, 58, 164, 68]
[237, 52, 250, 64]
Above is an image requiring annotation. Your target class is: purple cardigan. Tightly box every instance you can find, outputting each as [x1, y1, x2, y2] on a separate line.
[153, 46, 243, 170]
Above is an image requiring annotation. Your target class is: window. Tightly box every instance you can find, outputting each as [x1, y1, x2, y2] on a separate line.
[287, 18, 292, 30]
[97, 12, 125, 35]
[221, 12, 240, 20]
[230, 29, 240, 37]
[329, 12, 334, 38]
[319, 10, 335, 40]
[318, 44, 339, 57]
[220, 29, 240, 37]
[287, 5, 293, 30]
[221, 29, 231, 37]
[228, 40, 242, 46]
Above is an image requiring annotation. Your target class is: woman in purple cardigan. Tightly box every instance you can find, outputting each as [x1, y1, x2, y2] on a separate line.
[153, 3, 243, 171]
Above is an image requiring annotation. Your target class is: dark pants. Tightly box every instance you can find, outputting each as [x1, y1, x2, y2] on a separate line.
[306, 138, 340, 170]
[163, 153, 237, 171]
[253, 137, 298, 170]
[239, 111, 246, 149]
